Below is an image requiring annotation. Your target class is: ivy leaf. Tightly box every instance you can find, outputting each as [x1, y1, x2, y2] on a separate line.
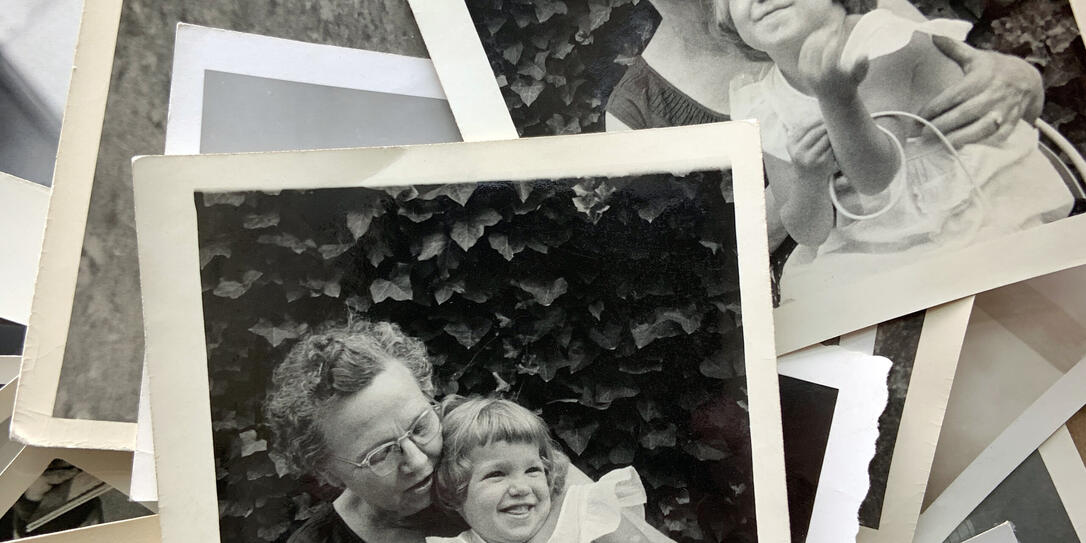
[434, 278, 466, 305]
[249, 319, 307, 348]
[202, 192, 245, 207]
[683, 441, 729, 461]
[318, 243, 353, 260]
[555, 416, 599, 456]
[365, 236, 393, 267]
[212, 270, 263, 299]
[511, 78, 546, 107]
[444, 317, 493, 349]
[513, 277, 568, 306]
[699, 348, 739, 379]
[588, 321, 623, 350]
[637, 399, 665, 422]
[423, 184, 477, 206]
[630, 304, 703, 348]
[370, 264, 413, 302]
[588, 300, 604, 320]
[639, 422, 678, 450]
[451, 209, 502, 250]
[530, 342, 572, 382]
[594, 381, 639, 405]
[416, 231, 449, 261]
[345, 294, 372, 313]
[257, 522, 290, 542]
[199, 242, 231, 268]
[608, 441, 636, 464]
[503, 42, 525, 64]
[514, 182, 533, 203]
[638, 197, 680, 223]
[242, 210, 280, 229]
[492, 371, 512, 393]
[534, 0, 568, 22]
[347, 207, 382, 240]
[238, 430, 268, 457]
[488, 233, 526, 261]
[257, 233, 315, 254]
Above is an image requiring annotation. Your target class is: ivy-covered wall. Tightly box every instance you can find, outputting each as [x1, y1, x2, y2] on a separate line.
[201, 173, 758, 543]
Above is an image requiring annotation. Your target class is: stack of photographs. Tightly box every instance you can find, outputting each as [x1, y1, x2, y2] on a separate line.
[2, 1, 1085, 542]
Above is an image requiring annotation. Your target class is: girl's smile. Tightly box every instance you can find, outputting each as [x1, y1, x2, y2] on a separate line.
[459, 441, 551, 543]
[729, 0, 842, 54]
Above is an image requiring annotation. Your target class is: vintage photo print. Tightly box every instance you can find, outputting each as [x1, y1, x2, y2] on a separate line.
[0, 0, 82, 187]
[133, 125, 789, 542]
[415, 0, 1086, 352]
[774, 299, 969, 543]
[164, 24, 463, 155]
[13, 0, 500, 452]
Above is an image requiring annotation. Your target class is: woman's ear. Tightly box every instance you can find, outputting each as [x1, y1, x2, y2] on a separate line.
[316, 462, 344, 489]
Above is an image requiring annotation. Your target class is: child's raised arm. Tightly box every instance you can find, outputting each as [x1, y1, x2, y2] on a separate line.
[799, 26, 907, 196]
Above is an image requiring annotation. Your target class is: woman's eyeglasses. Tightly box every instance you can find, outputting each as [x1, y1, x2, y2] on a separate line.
[332, 406, 441, 477]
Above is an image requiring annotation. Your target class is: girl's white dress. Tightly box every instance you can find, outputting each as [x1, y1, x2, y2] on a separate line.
[426, 467, 674, 543]
[730, 9, 1075, 300]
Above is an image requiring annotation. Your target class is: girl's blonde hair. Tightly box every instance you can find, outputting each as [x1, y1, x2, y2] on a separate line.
[434, 396, 569, 510]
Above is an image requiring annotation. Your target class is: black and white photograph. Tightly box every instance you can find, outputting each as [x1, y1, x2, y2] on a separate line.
[0, 0, 81, 187]
[0, 459, 151, 541]
[942, 426, 1085, 543]
[132, 124, 785, 542]
[422, 0, 1086, 351]
[194, 172, 765, 543]
[165, 24, 463, 156]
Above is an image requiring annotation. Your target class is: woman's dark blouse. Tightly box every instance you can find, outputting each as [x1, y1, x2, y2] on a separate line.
[288, 505, 366, 543]
[288, 504, 466, 543]
[605, 56, 731, 129]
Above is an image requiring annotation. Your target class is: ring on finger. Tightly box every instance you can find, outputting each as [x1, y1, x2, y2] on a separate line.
[990, 111, 1005, 130]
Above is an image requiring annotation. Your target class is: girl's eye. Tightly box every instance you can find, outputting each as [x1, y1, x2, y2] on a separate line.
[526, 465, 544, 474]
[483, 470, 504, 480]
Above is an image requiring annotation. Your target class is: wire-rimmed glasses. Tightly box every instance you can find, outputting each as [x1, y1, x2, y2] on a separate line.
[331, 405, 441, 477]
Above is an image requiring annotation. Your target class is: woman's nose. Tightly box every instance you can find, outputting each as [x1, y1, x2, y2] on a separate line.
[398, 438, 432, 474]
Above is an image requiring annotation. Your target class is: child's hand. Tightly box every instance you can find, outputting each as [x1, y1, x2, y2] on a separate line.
[798, 26, 869, 102]
[786, 119, 839, 184]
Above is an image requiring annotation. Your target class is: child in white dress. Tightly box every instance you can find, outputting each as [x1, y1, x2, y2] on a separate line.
[715, 0, 1074, 297]
[425, 396, 674, 543]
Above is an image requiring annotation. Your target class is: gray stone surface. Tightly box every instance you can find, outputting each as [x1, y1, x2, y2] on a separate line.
[54, 0, 427, 421]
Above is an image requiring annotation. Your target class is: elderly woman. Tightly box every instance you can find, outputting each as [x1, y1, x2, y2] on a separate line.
[265, 320, 453, 543]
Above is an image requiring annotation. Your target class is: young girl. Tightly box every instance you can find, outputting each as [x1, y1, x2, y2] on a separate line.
[716, 0, 1074, 295]
[426, 396, 674, 543]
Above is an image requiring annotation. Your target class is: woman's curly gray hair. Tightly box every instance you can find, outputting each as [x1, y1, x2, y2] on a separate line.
[264, 320, 434, 482]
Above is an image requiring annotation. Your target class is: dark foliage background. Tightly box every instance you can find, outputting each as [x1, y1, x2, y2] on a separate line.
[199, 172, 761, 543]
[464, 0, 1086, 150]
